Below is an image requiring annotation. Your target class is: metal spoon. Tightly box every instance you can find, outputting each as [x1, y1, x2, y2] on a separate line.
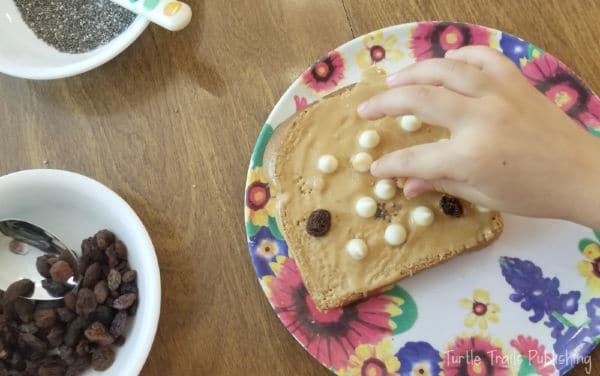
[0, 220, 80, 301]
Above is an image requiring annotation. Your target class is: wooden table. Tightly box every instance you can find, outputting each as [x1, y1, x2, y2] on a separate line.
[1, 0, 599, 374]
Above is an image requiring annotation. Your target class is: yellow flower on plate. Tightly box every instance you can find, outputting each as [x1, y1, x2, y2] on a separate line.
[340, 339, 400, 376]
[245, 167, 276, 226]
[459, 288, 500, 330]
[356, 30, 403, 68]
[578, 243, 600, 293]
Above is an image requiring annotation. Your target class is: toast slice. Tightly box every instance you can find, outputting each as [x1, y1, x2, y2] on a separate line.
[265, 67, 503, 310]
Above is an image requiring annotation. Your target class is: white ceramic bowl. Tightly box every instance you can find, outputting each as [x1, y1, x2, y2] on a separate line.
[0, 169, 160, 375]
[0, 1, 149, 80]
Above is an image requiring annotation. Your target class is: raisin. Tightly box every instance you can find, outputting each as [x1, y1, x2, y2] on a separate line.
[77, 255, 90, 277]
[94, 230, 115, 251]
[91, 346, 115, 371]
[18, 322, 38, 335]
[84, 322, 114, 346]
[305, 209, 331, 237]
[56, 308, 75, 323]
[13, 299, 34, 323]
[440, 195, 464, 217]
[36, 256, 52, 279]
[17, 333, 47, 356]
[119, 282, 138, 295]
[114, 240, 128, 260]
[7, 352, 25, 371]
[127, 300, 139, 316]
[64, 317, 88, 347]
[114, 336, 125, 346]
[33, 308, 56, 329]
[41, 279, 68, 297]
[2, 279, 34, 305]
[82, 263, 102, 289]
[112, 294, 137, 310]
[115, 261, 129, 274]
[66, 356, 90, 376]
[63, 292, 76, 311]
[109, 311, 127, 337]
[122, 270, 136, 283]
[75, 338, 91, 356]
[75, 289, 97, 318]
[107, 269, 122, 291]
[81, 238, 103, 263]
[38, 357, 66, 376]
[56, 345, 75, 365]
[92, 306, 115, 327]
[93, 281, 109, 305]
[49, 260, 74, 283]
[46, 326, 65, 347]
[105, 246, 119, 268]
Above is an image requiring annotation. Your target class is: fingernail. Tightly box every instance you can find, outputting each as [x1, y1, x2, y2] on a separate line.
[369, 160, 379, 174]
[357, 101, 368, 114]
[445, 49, 457, 57]
[404, 187, 417, 199]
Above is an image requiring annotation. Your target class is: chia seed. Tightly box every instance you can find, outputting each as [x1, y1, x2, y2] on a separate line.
[14, 0, 136, 54]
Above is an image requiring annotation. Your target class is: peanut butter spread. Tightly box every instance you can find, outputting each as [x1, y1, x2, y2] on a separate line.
[267, 67, 503, 310]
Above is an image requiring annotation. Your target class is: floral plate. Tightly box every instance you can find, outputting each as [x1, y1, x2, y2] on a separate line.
[245, 22, 600, 376]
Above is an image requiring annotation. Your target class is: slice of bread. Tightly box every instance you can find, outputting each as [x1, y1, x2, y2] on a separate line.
[265, 67, 503, 310]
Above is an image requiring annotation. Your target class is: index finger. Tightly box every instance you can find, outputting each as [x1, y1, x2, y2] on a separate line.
[357, 85, 474, 131]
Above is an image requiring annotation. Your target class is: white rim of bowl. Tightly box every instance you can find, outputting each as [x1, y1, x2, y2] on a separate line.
[0, 169, 161, 374]
[0, 16, 150, 80]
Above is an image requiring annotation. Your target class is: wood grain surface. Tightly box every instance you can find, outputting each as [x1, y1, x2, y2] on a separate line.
[0, 0, 599, 374]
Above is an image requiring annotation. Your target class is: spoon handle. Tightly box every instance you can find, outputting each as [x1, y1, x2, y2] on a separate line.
[110, 0, 192, 32]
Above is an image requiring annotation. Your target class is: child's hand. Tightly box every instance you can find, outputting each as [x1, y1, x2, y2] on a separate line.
[357, 46, 600, 229]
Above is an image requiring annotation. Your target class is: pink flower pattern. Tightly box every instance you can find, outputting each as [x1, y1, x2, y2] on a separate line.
[267, 258, 394, 370]
[302, 50, 345, 93]
[521, 53, 600, 129]
[410, 22, 491, 61]
[294, 95, 308, 112]
[510, 335, 556, 376]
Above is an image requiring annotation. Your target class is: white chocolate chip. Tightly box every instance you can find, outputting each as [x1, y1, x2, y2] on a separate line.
[346, 239, 368, 260]
[318, 155, 338, 174]
[358, 130, 381, 149]
[398, 115, 422, 132]
[384, 224, 407, 246]
[351, 152, 373, 172]
[476, 205, 490, 213]
[355, 196, 377, 218]
[374, 179, 397, 200]
[410, 206, 434, 226]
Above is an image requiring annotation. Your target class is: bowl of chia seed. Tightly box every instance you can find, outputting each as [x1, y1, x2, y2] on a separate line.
[0, 0, 150, 80]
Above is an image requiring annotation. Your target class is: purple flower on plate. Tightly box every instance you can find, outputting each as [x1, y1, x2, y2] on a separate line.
[499, 33, 529, 67]
[499, 257, 580, 323]
[586, 298, 600, 335]
[550, 299, 600, 374]
[396, 341, 442, 376]
[553, 326, 595, 375]
[248, 226, 287, 278]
